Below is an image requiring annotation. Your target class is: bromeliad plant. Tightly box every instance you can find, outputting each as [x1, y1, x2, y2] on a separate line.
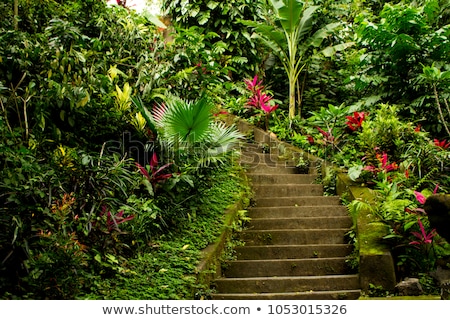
[244, 75, 278, 130]
[135, 153, 173, 196]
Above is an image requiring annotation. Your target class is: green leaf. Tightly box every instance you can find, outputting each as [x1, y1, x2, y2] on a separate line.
[309, 22, 341, 48]
[198, 12, 211, 25]
[322, 42, 355, 57]
[94, 254, 102, 263]
[270, 0, 305, 34]
[348, 165, 363, 181]
[404, 220, 417, 232]
[207, 1, 219, 10]
[141, 12, 167, 29]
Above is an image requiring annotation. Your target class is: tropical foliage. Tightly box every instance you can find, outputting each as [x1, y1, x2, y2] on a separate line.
[2, 0, 450, 298]
[0, 0, 247, 299]
[241, 0, 341, 119]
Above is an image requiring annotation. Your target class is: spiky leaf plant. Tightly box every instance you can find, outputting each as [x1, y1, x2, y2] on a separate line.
[150, 95, 243, 169]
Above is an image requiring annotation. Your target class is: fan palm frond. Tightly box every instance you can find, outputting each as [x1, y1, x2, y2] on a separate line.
[195, 122, 244, 168]
[159, 96, 213, 148]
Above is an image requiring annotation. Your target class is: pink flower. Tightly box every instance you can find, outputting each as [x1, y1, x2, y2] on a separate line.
[414, 184, 439, 204]
[414, 191, 427, 205]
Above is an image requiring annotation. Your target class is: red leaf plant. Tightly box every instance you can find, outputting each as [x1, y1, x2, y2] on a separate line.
[316, 126, 334, 144]
[346, 111, 366, 131]
[244, 75, 278, 130]
[136, 153, 173, 187]
[100, 205, 134, 233]
[413, 184, 439, 205]
[363, 152, 398, 173]
[434, 139, 450, 149]
[409, 217, 436, 246]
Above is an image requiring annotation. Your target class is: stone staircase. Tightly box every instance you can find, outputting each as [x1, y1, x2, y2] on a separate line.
[211, 140, 361, 300]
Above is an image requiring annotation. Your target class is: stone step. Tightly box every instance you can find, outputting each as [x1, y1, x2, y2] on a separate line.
[213, 274, 360, 294]
[249, 216, 352, 230]
[212, 289, 361, 300]
[252, 184, 324, 197]
[248, 206, 349, 218]
[223, 257, 353, 278]
[246, 173, 318, 185]
[240, 152, 295, 166]
[253, 196, 341, 207]
[235, 244, 353, 260]
[244, 164, 299, 174]
[239, 143, 279, 154]
[240, 228, 349, 245]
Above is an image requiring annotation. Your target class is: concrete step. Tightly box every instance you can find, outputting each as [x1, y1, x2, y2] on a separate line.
[213, 274, 360, 294]
[244, 164, 299, 174]
[240, 228, 349, 245]
[239, 143, 280, 155]
[246, 173, 318, 185]
[252, 184, 324, 197]
[223, 257, 353, 278]
[235, 244, 353, 260]
[249, 216, 352, 230]
[212, 289, 361, 300]
[240, 152, 294, 166]
[253, 196, 341, 207]
[247, 206, 349, 218]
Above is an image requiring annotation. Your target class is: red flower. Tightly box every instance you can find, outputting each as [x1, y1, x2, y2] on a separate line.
[434, 139, 450, 149]
[346, 112, 366, 131]
[307, 135, 315, 145]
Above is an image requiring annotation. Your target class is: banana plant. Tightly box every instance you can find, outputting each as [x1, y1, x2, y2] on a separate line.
[241, 0, 339, 119]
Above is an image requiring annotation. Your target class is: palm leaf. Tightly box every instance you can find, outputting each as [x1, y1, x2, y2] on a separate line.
[196, 122, 244, 167]
[161, 96, 213, 148]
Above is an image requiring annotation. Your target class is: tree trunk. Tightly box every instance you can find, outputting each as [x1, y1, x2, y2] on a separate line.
[433, 83, 450, 137]
[288, 68, 297, 120]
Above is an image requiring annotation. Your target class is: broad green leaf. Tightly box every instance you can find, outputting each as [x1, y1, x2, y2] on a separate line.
[72, 50, 86, 63]
[309, 22, 341, 47]
[440, 70, 450, 80]
[322, 42, 355, 57]
[198, 11, 210, 25]
[270, 0, 304, 33]
[348, 165, 363, 181]
[297, 5, 319, 40]
[240, 20, 286, 53]
[207, 1, 219, 10]
[141, 11, 167, 29]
